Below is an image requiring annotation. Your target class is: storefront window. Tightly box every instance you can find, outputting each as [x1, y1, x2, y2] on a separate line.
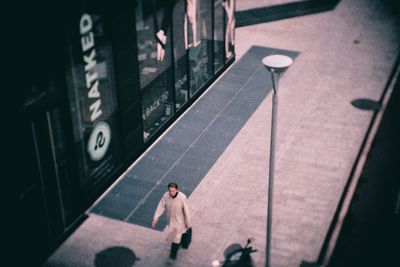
[188, 0, 214, 96]
[135, 0, 235, 141]
[136, 0, 175, 141]
[214, 0, 225, 71]
[172, 0, 189, 110]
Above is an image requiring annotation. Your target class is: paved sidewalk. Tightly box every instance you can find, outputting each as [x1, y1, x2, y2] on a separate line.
[89, 45, 299, 231]
[43, 0, 400, 267]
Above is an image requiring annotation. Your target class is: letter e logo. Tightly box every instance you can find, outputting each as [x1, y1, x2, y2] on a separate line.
[87, 122, 111, 161]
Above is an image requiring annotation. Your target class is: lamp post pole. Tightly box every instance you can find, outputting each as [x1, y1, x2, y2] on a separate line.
[262, 55, 293, 267]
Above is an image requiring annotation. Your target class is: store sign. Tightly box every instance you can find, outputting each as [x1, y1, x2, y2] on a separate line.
[142, 90, 169, 121]
[79, 13, 110, 161]
[66, 9, 123, 191]
[175, 74, 187, 91]
[87, 122, 111, 161]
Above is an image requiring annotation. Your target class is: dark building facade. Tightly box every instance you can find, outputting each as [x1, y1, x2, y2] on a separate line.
[12, 0, 234, 266]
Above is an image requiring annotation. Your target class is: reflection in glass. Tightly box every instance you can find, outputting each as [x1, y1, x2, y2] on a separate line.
[185, 0, 201, 49]
[223, 0, 235, 59]
[188, 0, 213, 96]
[136, 0, 175, 141]
[214, 0, 225, 71]
[135, 0, 235, 141]
[173, 0, 189, 110]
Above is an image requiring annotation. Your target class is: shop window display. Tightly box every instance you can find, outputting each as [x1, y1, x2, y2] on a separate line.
[136, 0, 175, 141]
[135, 0, 234, 141]
[214, 0, 226, 71]
[187, 0, 213, 96]
[172, 0, 189, 110]
[223, 0, 235, 59]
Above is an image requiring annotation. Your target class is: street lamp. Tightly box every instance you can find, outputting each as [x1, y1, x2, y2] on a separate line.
[262, 54, 293, 267]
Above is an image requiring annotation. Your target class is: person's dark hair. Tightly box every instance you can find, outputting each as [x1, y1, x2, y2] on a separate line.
[167, 182, 178, 189]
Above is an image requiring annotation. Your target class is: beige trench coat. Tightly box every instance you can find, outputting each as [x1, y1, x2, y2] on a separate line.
[153, 191, 191, 243]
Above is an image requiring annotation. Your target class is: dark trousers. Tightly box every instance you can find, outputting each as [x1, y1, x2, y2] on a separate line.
[169, 242, 180, 259]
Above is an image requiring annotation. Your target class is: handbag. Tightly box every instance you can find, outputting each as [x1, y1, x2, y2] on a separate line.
[181, 227, 192, 249]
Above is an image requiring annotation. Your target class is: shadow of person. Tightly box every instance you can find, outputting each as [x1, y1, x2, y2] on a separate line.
[351, 98, 381, 111]
[299, 261, 321, 267]
[94, 246, 140, 267]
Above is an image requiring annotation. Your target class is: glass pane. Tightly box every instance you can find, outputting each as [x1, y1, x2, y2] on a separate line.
[173, 0, 189, 110]
[47, 108, 76, 224]
[214, 0, 225, 71]
[136, 0, 175, 141]
[66, 10, 122, 192]
[188, 0, 214, 96]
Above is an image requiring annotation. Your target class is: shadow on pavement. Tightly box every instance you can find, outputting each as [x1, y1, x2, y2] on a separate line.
[94, 247, 140, 267]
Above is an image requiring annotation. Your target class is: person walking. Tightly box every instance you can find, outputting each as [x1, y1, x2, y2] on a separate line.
[152, 182, 191, 262]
